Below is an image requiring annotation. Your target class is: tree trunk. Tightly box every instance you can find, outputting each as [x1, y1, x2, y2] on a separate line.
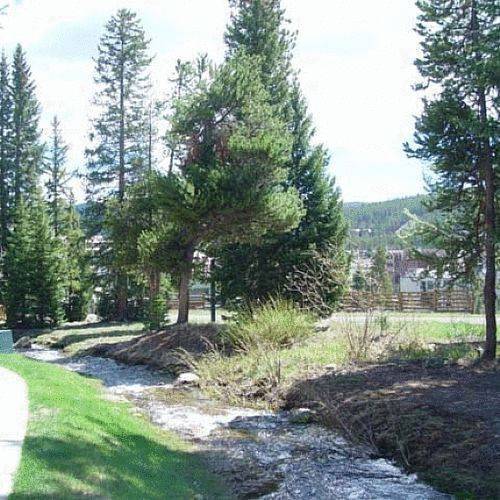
[472, 2, 497, 360]
[149, 269, 160, 301]
[177, 245, 195, 324]
[116, 273, 128, 321]
[481, 112, 497, 360]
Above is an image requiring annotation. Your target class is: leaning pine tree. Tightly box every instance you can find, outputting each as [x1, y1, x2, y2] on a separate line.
[406, 0, 498, 360]
[85, 9, 152, 320]
[216, 0, 348, 312]
[148, 53, 302, 323]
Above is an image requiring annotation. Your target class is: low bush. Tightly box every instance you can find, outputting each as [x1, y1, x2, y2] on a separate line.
[224, 299, 315, 351]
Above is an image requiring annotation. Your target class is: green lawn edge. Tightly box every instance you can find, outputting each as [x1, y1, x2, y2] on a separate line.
[0, 354, 228, 499]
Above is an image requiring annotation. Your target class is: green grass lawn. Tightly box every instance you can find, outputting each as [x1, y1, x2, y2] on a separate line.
[0, 354, 227, 499]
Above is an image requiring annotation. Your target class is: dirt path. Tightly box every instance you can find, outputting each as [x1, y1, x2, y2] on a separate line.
[0, 367, 29, 500]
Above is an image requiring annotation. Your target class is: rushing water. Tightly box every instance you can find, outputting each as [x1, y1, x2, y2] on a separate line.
[23, 345, 450, 499]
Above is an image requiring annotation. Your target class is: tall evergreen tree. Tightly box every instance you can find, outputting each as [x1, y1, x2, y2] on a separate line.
[5, 194, 63, 327]
[45, 115, 70, 236]
[217, 0, 348, 309]
[4, 198, 33, 326]
[11, 44, 42, 203]
[85, 9, 152, 320]
[0, 51, 13, 254]
[407, 0, 498, 360]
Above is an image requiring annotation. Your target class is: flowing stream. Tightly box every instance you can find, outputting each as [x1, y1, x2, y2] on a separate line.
[22, 345, 450, 499]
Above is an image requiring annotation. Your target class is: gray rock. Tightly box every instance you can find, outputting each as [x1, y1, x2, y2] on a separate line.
[174, 372, 200, 387]
[14, 336, 32, 349]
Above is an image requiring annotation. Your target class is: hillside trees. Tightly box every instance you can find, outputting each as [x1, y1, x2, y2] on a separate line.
[85, 8, 152, 320]
[407, 0, 499, 360]
[216, 0, 348, 309]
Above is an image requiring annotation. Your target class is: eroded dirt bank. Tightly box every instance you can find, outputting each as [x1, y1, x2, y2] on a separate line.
[285, 361, 500, 498]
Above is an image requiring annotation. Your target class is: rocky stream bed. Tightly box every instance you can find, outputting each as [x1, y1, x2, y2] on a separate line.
[22, 345, 450, 499]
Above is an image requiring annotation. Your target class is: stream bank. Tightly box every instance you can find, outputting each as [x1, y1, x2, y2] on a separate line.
[22, 345, 448, 499]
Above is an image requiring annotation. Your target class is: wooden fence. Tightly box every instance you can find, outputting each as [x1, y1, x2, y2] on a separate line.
[341, 290, 474, 313]
[168, 294, 207, 310]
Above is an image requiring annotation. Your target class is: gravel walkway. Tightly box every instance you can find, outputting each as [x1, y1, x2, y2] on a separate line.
[0, 367, 28, 500]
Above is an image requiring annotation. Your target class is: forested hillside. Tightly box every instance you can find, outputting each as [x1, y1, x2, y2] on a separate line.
[344, 195, 428, 251]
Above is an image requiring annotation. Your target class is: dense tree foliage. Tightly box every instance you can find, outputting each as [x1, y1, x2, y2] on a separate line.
[0, 52, 13, 255]
[5, 195, 64, 327]
[0, 47, 90, 327]
[11, 44, 42, 203]
[138, 53, 302, 323]
[216, 0, 347, 311]
[407, 0, 498, 360]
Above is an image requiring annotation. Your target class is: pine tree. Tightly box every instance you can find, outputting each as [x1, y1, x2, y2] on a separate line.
[85, 9, 152, 320]
[157, 52, 302, 323]
[45, 116, 70, 236]
[217, 0, 347, 310]
[5, 198, 33, 327]
[29, 193, 64, 326]
[5, 194, 63, 327]
[352, 264, 367, 291]
[11, 45, 42, 203]
[0, 51, 13, 254]
[62, 202, 92, 322]
[407, 0, 498, 360]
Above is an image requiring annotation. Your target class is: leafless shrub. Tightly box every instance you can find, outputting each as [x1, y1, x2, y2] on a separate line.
[341, 312, 408, 361]
[285, 245, 348, 317]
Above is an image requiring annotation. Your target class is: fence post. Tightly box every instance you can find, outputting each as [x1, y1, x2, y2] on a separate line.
[398, 292, 404, 312]
[433, 290, 438, 312]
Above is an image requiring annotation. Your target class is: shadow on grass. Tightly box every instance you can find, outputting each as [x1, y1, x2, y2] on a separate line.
[10, 416, 228, 499]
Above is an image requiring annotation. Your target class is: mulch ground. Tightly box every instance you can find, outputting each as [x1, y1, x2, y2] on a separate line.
[284, 361, 500, 498]
[87, 323, 224, 374]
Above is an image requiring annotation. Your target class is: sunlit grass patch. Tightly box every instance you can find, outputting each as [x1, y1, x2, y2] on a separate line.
[0, 354, 227, 499]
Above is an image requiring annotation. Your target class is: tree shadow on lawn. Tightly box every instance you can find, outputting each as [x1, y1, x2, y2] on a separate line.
[10, 416, 229, 499]
[284, 362, 499, 498]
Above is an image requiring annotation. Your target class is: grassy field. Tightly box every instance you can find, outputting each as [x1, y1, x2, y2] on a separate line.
[0, 354, 227, 499]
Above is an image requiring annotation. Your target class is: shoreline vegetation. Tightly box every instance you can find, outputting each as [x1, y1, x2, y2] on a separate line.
[18, 308, 499, 499]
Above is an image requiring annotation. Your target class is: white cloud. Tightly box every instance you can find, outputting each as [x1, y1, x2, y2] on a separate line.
[1, 0, 426, 202]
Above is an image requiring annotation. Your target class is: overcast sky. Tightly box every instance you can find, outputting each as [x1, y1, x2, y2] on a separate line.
[1, 0, 426, 203]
